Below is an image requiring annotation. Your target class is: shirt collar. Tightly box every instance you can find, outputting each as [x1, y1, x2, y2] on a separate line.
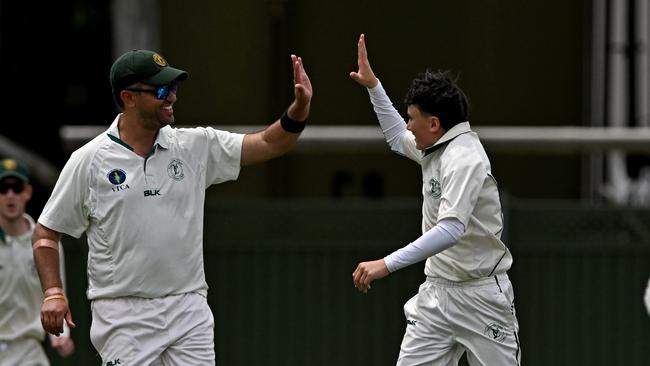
[0, 213, 35, 244]
[106, 114, 170, 151]
[423, 121, 472, 157]
[19, 214, 35, 241]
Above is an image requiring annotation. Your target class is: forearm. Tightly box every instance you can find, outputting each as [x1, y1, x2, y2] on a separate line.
[261, 119, 301, 155]
[384, 218, 465, 273]
[241, 104, 308, 166]
[32, 223, 64, 292]
[367, 81, 408, 150]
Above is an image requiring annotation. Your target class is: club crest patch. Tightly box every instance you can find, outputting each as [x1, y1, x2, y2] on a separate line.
[428, 178, 441, 198]
[2, 159, 17, 170]
[107, 169, 127, 185]
[484, 322, 507, 342]
[167, 159, 185, 181]
[153, 53, 167, 67]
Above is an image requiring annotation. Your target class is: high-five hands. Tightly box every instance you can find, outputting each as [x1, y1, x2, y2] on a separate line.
[289, 54, 312, 121]
[350, 34, 379, 89]
[352, 258, 390, 293]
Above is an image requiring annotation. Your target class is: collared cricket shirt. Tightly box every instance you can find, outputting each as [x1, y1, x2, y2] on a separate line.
[0, 214, 66, 341]
[39, 115, 244, 300]
[397, 122, 512, 281]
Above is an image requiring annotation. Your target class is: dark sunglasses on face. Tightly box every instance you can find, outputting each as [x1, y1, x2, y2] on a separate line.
[0, 181, 25, 194]
[125, 83, 178, 100]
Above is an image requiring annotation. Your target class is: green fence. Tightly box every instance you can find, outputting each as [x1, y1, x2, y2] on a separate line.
[506, 201, 650, 365]
[48, 199, 650, 365]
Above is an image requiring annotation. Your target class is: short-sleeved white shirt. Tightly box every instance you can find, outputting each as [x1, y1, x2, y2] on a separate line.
[0, 214, 67, 340]
[39, 115, 244, 299]
[398, 122, 512, 281]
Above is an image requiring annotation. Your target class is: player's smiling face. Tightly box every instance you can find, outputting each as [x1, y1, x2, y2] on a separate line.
[406, 105, 442, 150]
[131, 83, 178, 129]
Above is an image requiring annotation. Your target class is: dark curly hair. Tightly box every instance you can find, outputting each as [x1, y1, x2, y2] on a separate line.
[403, 70, 469, 131]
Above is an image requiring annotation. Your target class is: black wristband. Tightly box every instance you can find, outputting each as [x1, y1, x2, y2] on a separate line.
[280, 111, 306, 133]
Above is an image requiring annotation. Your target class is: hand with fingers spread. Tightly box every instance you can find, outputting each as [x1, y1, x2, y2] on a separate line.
[350, 34, 379, 88]
[288, 54, 313, 121]
[352, 258, 390, 293]
[41, 296, 75, 337]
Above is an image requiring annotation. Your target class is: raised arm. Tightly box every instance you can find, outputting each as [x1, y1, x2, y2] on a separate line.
[240, 54, 313, 166]
[349, 34, 379, 88]
[32, 222, 75, 336]
[350, 34, 409, 154]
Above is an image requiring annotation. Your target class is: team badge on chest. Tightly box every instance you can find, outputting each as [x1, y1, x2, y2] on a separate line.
[428, 178, 441, 198]
[108, 169, 126, 185]
[108, 169, 130, 192]
[167, 159, 185, 181]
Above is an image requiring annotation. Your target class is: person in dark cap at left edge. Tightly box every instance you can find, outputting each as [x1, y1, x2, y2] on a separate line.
[0, 158, 75, 366]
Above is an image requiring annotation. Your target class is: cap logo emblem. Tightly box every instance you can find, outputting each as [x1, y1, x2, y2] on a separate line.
[152, 53, 167, 67]
[2, 159, 17, 171]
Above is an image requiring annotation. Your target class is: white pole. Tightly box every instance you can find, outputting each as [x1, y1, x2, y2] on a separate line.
[110, 0, 161, 61]
[605, 0, 631, 204]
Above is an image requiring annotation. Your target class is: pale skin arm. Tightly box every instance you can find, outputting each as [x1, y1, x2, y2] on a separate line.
[32, 223, 76, 336]
[349, 34, 379, 89]
[350, 33, 389, 293]
[241, 54, 313, 166]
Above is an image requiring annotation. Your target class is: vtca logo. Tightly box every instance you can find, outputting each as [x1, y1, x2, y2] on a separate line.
[144, 189, 161, 197]
[106, 359, 122, 366]
[111, 184, 130, 193]
[108, 169, 130, 193]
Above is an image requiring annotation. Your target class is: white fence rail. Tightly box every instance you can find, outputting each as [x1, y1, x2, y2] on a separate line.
[60, 125, 650, 153]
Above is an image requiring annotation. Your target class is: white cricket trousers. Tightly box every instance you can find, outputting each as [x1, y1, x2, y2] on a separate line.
[397, 273, 521, 366]
[90, 292, 215, 366]
[0, 337, 49, 366]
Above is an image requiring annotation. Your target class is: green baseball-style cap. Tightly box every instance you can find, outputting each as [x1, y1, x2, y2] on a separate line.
[110, 50, 189, 92]
[0, 158, 30, 183]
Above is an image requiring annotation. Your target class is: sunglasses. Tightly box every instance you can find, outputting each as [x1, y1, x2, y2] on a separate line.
[125, 83, 178, 100]
[0, 181, 25, 194]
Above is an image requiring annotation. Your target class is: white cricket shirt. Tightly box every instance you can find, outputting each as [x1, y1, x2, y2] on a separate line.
[369, 83, 512, 281]
[407, 123, 512, 280]
[39, 115, 244, 299]
[0, 214, 67, 341]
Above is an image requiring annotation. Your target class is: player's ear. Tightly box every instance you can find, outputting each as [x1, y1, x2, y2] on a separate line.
[120, 90, 137, 107]
[430, 116, 441, 131]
